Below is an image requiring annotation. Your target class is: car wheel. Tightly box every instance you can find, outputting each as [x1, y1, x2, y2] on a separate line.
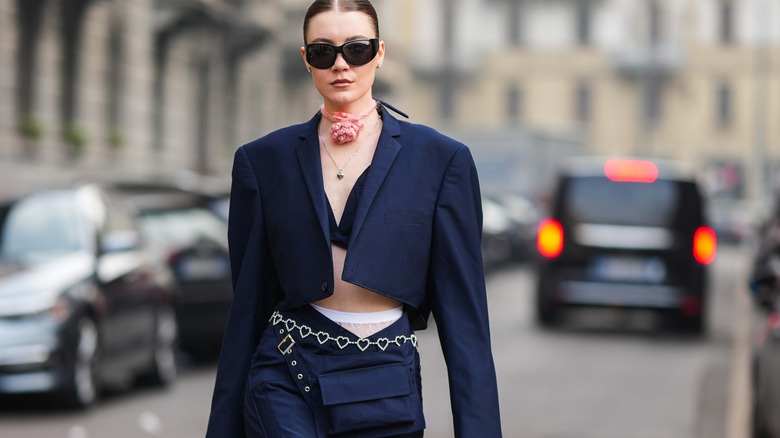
[752, 354, 773, 438]
[537, 304, 558, 327]
[536, 292, 558, 327]
[535, 278, 559, 327]
[140, 305, 178, 387]
[63, 316, 100, 408]
[753, 388, 771, 438]
[753, 403, 770, 438]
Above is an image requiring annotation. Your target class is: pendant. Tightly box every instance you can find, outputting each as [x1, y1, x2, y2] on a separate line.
[337, 170, 344, 179]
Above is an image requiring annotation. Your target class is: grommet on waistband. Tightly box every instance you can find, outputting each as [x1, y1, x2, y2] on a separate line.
[279, 329, 284, 334]
[304, 386, 311, 392]
[291, 360, 297, 366]
[297, 374, 303, 380]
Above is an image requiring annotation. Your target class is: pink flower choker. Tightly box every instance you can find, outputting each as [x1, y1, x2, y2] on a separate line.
[320, 100, 379, 144]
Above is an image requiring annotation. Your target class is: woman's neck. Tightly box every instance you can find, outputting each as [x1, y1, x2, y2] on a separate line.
[322, 96, 377, 117]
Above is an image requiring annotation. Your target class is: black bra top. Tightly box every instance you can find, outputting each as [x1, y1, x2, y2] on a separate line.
[325, 166, 370, 249]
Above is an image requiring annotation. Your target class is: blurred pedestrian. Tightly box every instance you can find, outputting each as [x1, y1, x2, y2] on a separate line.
[206, 1, 501, 436]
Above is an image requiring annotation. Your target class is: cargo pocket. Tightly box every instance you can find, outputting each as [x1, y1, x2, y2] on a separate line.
[319, 363, 415, 435]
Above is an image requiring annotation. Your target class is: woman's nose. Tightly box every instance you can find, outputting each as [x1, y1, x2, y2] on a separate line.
[332, 53, 349, 70]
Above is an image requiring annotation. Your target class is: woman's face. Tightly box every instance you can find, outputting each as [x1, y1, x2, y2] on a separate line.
[301, 10, 384, 110]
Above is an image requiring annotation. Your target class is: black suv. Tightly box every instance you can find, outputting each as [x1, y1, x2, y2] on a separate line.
[535, 157, 716, 333]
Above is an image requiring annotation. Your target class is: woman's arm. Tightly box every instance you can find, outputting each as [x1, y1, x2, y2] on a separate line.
[206, 146, 271, 437]
[427, 145, 503, 437]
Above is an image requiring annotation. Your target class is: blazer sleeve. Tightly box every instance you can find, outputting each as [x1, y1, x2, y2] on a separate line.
[206, 146, 272, 437]
[427, 145, 503, 437]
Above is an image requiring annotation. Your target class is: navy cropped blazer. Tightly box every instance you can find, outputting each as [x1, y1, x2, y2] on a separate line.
[206, 106, 502, 437]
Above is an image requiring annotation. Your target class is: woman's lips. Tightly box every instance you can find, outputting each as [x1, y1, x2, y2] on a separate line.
[331, 79, 352, 87]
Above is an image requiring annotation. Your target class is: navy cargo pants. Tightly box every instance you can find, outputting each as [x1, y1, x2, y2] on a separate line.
[243, 305, 426, 437]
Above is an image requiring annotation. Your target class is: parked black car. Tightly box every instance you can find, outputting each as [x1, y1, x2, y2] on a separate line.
[485, 192, 541, 263]
[481, 197, 515, 270]
[0, 185, 177, 408]
[751, 277, 780, 438]
[748, 214, 780, 438]
[535, 157, 716, 333]
[114, 182, 231, 360]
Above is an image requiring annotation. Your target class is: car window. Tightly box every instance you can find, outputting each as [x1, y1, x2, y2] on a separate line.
[561, 177, 681, 227]
[139, 208, 227, 248]
[99, 192, 137, 234]
[0, 193, 87, 261]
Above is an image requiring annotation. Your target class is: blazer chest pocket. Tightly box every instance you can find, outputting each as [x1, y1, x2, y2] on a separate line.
[319, 363, 417, 435]
[385, 212, 429, 225]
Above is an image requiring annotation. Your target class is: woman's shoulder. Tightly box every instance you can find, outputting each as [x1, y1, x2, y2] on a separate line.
[238, 119, 313, 155]
[395, 118, 467, 155]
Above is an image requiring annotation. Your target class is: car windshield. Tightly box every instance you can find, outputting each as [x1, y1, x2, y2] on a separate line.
[562, 177, 681, 227]
[0, 193, 87, 262]
[139, 208, 227, 248]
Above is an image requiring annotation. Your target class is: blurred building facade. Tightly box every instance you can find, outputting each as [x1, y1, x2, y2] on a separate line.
[1, 0, 778, 202]
[389, 0, 780, 201]
[0, 0, 317, 192]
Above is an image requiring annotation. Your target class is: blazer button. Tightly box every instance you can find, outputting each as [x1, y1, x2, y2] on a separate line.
[321, 281, 328, 292]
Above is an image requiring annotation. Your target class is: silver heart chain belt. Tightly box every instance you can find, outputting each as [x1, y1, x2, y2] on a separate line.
[270, 311, 418, 353]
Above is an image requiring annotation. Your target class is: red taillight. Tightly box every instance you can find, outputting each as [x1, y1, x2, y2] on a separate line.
[604, 159, 658, 183]
[693, 226, 717, 264]
[537, 219, 564, 258]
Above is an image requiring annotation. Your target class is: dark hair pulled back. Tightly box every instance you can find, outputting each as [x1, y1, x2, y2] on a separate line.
[303, 0, 380, 42]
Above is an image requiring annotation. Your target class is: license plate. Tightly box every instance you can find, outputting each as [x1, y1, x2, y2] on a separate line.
[177, 257, 229, 280]
[591, 256, 665, 282]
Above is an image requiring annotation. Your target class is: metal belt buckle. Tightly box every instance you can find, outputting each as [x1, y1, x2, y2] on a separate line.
[277, 333, 295, 355]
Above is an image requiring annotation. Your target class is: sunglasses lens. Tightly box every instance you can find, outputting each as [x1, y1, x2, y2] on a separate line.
[307, 44, 336, 69]
[342, 40, 377, 66]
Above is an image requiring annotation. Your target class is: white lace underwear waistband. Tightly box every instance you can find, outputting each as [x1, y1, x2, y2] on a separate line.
[310, 304, 404, 324]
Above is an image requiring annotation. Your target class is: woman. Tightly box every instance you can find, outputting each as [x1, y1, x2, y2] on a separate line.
[206, 1, 502, 436]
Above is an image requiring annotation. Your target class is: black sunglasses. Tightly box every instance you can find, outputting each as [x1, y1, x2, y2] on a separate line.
[305, 38, 380, 69]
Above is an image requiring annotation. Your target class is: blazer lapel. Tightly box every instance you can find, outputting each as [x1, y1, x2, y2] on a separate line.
[350, 109, 402, 244]
[295, 114, 331, 247]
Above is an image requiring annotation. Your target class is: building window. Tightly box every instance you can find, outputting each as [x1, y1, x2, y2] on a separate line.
[576, 1, 592, 46]
[720, 1, 734, 45]
[506, 85, 522, 122]
[717, 82, 732, 129]
[642, 78, 662, 126]
[649, 1, 662, 46]
[106, 8, 125, 145]
[508, 0, 523, 46]
[439, 80, 456, 120]
[153, 33, 169, 151]
[575, 81, 591, 124]
[16, 0, 46, 126]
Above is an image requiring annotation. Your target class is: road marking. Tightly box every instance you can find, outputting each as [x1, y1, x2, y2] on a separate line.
[138, 411, 163, 436]
[67, 425, 89, 438]
[726, 251, 752, 438]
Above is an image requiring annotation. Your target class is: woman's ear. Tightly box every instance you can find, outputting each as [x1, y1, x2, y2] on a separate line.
[300, 47, 311, 73]
[376, 40, 386, 69]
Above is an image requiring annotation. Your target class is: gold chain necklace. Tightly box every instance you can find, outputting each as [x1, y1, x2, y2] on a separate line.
[320, 117, 381, 180]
